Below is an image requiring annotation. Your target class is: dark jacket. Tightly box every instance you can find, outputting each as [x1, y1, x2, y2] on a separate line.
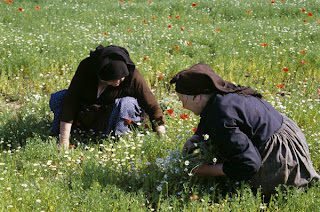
[60, 46, 164, 128]
[195, 93, 283, 180]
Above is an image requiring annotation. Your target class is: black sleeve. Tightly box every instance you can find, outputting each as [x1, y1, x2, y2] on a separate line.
[196, 111, 261, 180]
[60, 59, 89, 123]
[131, 69, 164, 126]
[216, 118, 262, 180]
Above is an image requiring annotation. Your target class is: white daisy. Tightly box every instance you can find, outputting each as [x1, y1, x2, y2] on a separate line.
[203, 134, 209, 140]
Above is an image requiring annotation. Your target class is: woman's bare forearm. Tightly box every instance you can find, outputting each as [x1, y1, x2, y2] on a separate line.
[60, 121, 72, 140]
[58, 121, 72, 150]
[193, 163, 225, 177]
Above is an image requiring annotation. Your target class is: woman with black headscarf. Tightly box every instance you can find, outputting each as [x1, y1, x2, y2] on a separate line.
[49, 45, 165, 150]
[170, 63, 319, 198]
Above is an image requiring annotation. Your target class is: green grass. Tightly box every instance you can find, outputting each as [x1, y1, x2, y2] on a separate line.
[0, 0, 320, 211]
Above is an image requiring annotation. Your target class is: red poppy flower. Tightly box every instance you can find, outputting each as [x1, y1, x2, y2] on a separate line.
[301, 60, 307, 64]
[127, 29, 131, 32]
[189, 195, 199, 200]
[308, 13, 313, 17]
[35, 6, 40, 11]
[192, 3, 196, 7]
[120, 0, 123, 2]
[4, 1, 13, 4]
[277, 84, 284, 89]
[148, 0, 152, 3]
[175, 15, 180, 19]
[187, 41, 192, 45]
[181, 27, 185, 31]
[18, 8, 23, 11]
[301, 9, 306, 12]
[270, 1, 275, 3]
[173, 46, 179, 50]
[143, 19, 147, 23]
[126, 119, 132, 124]
[152, 17, 155, 20]
[192, 127, 198, 133]
[143, 57, 148, 60]
[166, 109, 174, 114]
[158, 74, 164, 79]
[203, 18, 207, 21]
[69, 145, 76, 149]
[299, 50, 306, 53]
[180, 113, 190, 120]
[103, 32, 107, 35]
[168, 24, 172, 28]
[303, 19, 307, 22]
[165, 109, 175, 117]
[261, 43, 268, 47]
[247, 10, 252, 14]
[283, 67, 289, 72]
[145, 124, 150, 129]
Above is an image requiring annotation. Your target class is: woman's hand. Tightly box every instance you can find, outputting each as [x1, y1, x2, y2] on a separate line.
[58, 137, 69, 153]
[183, 140, 196, 154]
[155, 125, 166, 136]
[182, 134, 201, 154]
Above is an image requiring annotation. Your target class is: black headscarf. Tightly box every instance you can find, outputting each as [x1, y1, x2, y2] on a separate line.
[90, 45, 135, 81]
[170, 63, 262, 98]
[97, 59, 129, 82]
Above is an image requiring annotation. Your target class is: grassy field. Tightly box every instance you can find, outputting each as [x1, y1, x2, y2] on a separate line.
[1, 0, 320, 211]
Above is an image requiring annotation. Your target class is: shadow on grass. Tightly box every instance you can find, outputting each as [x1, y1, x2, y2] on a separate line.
[0, 112, 51, 150]
[74, 155, 244, 207]
[76, 161, 320, 209]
